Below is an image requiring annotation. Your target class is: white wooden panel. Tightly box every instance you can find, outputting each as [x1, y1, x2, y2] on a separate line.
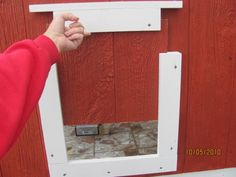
[49, 156, 177, 177]
[39, 65, 68, 164]
[158, 52, 182, 157]
[29, 1, 183, 12]
[54, 8, 161, 33]
[39, 52, 182, 177]
[29, 1, 182, 33]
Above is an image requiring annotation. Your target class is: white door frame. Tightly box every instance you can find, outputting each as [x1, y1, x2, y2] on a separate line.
[30, 2, 183, 177]
[38, 52, 182, 177]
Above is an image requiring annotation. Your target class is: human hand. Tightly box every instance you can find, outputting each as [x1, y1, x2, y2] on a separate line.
[44, 13, 91, 52]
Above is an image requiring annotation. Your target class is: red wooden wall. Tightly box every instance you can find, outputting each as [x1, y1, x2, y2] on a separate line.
[0, 0, 236, 176]
[57, 21, 168, 125]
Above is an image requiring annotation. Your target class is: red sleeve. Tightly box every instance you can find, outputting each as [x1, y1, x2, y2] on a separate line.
[0, 35, 59, 159]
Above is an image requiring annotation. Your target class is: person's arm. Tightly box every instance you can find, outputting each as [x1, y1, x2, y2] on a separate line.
[0, 13, 90, 159]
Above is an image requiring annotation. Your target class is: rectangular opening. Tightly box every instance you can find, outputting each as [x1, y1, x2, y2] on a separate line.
[64, 120, 158, 160]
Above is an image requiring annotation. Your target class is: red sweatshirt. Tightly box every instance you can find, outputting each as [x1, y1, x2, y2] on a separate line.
[0, 35, 59, 159]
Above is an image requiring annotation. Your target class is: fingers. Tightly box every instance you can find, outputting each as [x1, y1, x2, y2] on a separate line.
[65, 27, 84, 37]
[61, 13, 79, 22]
[69, 21, 83, 28]
[65, 26, 70, 32]
[68, 33, 84, 40]
[69, 21, 91, 36]
[65, 21, 91, 39]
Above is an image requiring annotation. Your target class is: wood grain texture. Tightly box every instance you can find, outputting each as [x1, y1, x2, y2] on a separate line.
[0, 4, 6, 52]
[0, 109, 49, 177]
[59, 22, 168, 125]
[225, 0, 236, 168]
[0, 166, 2, 177]
[57, 33, 115, 125]
[23, 1, 53, 39]
[0, 0, 26, 48]
[184, 0, 236, 172]
[227, 105, 236, 167]
[114, 21, 168, 123]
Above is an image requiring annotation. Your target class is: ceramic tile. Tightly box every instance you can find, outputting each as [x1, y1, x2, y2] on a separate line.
[133, 129, 157, 148]
[109, 122, 132, 134]
[64, 120, 158, 160]
[99, 122, 132, 135]
[99, 123, 112, 135]
[131, 120, 158, 133]
[95, 132, 136, 153]
[138, 147, 157, 155]
[124, 148, 139, 156]
[64, 125, 75, 137]
[64, 126, 95, 157]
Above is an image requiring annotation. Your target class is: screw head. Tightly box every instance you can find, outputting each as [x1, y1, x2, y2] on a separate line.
[63, 173, 67, 176]
[174, 65, 177, 69]
[148, 23, 151, 27]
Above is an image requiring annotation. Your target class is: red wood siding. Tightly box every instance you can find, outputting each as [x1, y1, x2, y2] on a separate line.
[184, 0, 236, 172]
[226, 0, 236, 167]
[57, 33, 115, 125]
[114, 25, 168, 123]
[0, 110, 49, 177]
[59, 22, 168, 125]
[0, 0, 236, 177]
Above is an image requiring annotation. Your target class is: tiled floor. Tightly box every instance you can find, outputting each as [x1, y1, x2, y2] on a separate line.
[64, 120, 158, 160]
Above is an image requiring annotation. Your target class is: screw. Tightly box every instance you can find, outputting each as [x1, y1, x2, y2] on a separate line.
[148, 23, 151, 27]
[174, 65, 177, 69]
[160, 167, 163, 169]
[51, 154, 54, 157]
[63, 173, 67, 176]
[107, 171, 111, 174]
[170, 147, 173, 150]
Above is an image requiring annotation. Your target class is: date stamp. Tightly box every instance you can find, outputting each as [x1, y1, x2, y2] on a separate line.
[186, 148, 222, 156]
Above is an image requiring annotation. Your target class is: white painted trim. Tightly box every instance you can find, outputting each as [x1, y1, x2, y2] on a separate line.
[29, 1, 183, 12]
[53, 8, 161, 32]
[29, 1, 182, 33]
[158, 52, 181, 158]
[38, 52, 182, 177]
[157, 168, 236, 177]
[39, 65, 68, 164]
